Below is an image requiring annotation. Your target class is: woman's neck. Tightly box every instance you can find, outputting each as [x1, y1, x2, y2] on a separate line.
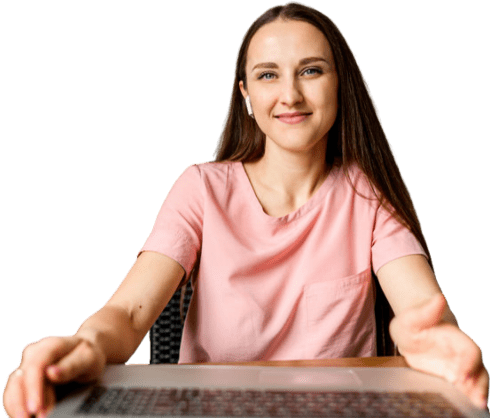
[243, 138, 329, 216]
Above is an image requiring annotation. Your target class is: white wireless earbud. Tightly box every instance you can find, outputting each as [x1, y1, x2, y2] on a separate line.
[245, 96, 254, 119]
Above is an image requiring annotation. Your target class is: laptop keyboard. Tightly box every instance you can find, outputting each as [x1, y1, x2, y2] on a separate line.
[76, 386, 464, 417]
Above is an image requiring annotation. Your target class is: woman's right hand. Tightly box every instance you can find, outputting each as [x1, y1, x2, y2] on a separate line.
[3, 335, 106, 418]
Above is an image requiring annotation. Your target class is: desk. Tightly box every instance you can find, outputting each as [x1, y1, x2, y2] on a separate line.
[195, 356, 409, 368]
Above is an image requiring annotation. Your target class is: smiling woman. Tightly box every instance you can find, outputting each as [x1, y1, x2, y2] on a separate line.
[147, 2, 487, 407]
[2, 2, 489, 417]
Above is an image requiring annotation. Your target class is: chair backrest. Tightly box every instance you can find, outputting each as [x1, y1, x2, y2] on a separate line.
[150, 285, 192, 364]
[149, 277, 397, 364]
[374, 276, 398, 356]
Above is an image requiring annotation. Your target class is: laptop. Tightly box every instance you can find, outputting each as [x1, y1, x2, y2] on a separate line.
[50, 363, 489, 417]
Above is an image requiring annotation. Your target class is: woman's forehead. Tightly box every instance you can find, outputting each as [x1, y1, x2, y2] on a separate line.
[246, 19, 333, 69]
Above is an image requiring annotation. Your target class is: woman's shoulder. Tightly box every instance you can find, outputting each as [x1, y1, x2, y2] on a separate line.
[194, 160, 238, 171]
[335, 161, 372, 190]
[334, 161, 380, 206]
[192, 160, 243, 183]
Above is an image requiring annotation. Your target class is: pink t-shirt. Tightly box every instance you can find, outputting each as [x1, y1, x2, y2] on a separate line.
[141, 161, 426, 363]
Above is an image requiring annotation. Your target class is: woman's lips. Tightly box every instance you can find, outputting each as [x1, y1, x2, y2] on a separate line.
[275, 112, 312, 124]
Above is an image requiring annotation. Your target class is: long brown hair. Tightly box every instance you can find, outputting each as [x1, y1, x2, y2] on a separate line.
[214, 2, 433, 270]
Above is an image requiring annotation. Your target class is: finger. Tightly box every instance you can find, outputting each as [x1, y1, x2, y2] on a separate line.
[455, 366, 489, 409]
[38, 383, 57, 418]
[21, 336, 81, 414]
[47, 339, 105, 384]
[3, 369, 29, 418]
[457, 338, 485, 380]
[471, 367, 489, 409]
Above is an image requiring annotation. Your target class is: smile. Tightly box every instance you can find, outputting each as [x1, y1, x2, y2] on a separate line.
[275, 112, 312, 125]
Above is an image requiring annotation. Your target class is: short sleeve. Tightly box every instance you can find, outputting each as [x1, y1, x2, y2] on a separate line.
[371, 202, 427, 274]
[140, 165, 204, 278]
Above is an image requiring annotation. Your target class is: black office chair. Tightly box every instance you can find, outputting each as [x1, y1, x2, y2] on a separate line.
[149, 275, 397, 364]
[374, 276, 398, 356]
[150, 284, 192, 364]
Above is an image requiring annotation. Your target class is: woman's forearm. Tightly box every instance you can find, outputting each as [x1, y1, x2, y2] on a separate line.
[75, 304, 143, 364]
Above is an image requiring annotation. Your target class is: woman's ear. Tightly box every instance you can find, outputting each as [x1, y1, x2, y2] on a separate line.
[239, 80, 247, 100]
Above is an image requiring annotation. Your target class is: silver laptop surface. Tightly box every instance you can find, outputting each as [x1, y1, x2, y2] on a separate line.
[50, 364, 489, 417]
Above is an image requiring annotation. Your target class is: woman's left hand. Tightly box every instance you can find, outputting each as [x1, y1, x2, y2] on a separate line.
[390, 293, 489, 409]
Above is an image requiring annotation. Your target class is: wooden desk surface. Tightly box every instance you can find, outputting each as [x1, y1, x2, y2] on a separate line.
[191, 356, 409, 368]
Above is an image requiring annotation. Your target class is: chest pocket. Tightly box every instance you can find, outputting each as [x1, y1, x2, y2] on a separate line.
[304, 268, 375, 358]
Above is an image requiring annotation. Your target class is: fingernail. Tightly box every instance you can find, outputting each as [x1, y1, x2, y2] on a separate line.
[27, 398, 37, 413]
[47, 365, 60, 379]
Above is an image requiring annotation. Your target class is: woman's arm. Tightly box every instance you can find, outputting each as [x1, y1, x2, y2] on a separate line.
[376, 254, 455, 323]
[77, 250, 185, 364]
[377, 254, 488, 409]
[3, 250, 185, 418]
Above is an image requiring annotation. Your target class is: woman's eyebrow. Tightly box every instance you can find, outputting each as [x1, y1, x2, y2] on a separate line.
[251, 56, 330, 72]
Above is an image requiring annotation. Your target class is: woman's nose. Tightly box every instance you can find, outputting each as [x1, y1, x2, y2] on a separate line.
[279, 77, 303, 107]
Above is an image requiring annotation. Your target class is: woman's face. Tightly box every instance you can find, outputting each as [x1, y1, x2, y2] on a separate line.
[240, 19, 338, 157]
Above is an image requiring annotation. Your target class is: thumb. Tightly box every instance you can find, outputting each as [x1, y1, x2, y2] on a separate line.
[407, 293, 447, 332]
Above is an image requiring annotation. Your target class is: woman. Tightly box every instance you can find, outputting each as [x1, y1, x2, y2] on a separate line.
[3, 3, 488, 416]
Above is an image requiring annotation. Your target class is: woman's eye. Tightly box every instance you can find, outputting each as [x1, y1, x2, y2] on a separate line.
[303, 67, 323, 76]
[258, 72, 276, 80]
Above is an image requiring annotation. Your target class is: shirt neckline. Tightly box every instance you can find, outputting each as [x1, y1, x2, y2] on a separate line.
[237, 161, 340, 224]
